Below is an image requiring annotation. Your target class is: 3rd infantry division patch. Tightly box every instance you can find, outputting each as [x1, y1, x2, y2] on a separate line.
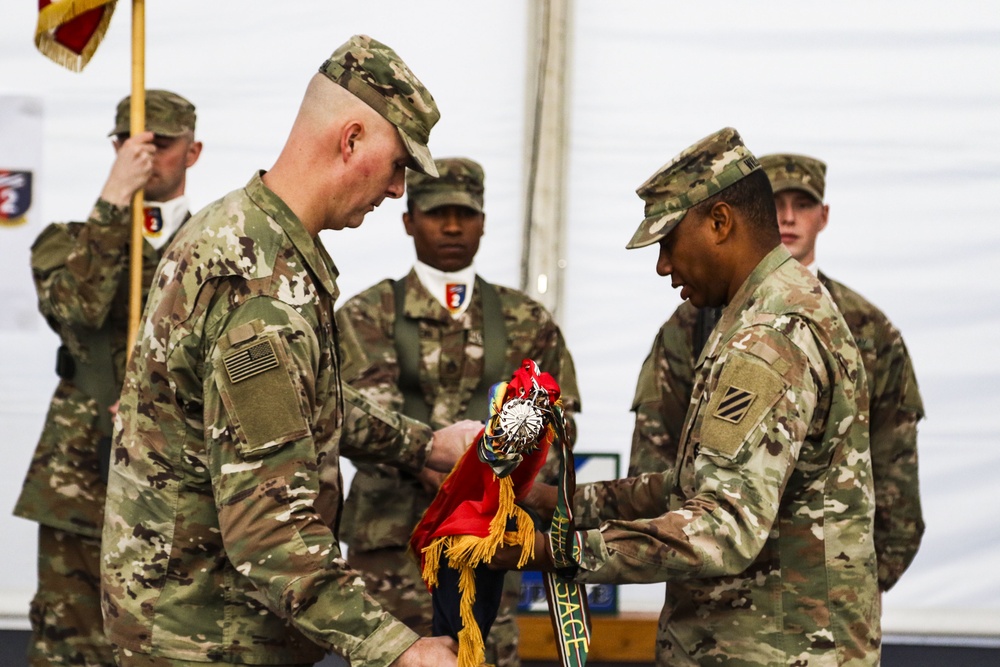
[713, 385, 757, 424]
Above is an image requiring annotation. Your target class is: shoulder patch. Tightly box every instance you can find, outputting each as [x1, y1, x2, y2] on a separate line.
[223, 339, 279, 384]
[712, 385, 757, 424]
[699, 352, 787, 460]
[216, 326, 310, 459]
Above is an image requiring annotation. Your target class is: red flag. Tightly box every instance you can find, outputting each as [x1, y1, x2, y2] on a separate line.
[411, 360, 561, 563]
[411, 360, 564, 667]
[35, 0, 117, 72]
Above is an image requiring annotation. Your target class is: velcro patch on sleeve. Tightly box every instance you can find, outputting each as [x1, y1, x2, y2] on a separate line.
[699, 353, 786, 460]
[217, 327, 310, 459]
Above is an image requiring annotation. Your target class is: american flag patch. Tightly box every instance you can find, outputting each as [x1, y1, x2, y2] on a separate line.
[223, 339, 279, 384]
[712, 385, 756, 424]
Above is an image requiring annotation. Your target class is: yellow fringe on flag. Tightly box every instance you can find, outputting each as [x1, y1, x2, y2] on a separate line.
[419, 473, 539, 667]
[35, 0, 117, 72]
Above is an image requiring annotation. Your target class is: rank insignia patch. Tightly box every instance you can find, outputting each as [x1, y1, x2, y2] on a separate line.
[224, 339, 279, 384]
[712, 385, 757, 424]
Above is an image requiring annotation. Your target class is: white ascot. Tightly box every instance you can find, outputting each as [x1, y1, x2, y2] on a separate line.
[142, 195, 189, 250]
[413, 260, 476, 318]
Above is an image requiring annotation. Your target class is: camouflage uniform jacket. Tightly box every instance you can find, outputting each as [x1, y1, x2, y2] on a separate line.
[101, 172, 434, 665]
[630, 272, 924, 591]
[14, 199, 165, 538]
[574, 246, 880, 666]
[336, 268, 580, 552]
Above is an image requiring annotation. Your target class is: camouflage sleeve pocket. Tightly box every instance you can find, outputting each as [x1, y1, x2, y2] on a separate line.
[30, 223, 74, 276]
[215, 321, 311, 459]
[335, 312, 370, 384]
[630, 349, 660, 410]
[698, 351, 787, 462]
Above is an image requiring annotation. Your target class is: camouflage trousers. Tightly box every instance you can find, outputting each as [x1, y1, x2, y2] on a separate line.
[115, 646, 312, 667]
[113, 647, 312, 666]
[28, 524, 115, 667]
[349, 546, 522, 667]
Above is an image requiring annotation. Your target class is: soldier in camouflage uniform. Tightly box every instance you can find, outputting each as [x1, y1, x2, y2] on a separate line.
[629, 153, 925, 592]
[12, 90, 202, 667]
[504, 128, 881, 665]
[336, 157, 581, 667]
[100, 36, 480, 667]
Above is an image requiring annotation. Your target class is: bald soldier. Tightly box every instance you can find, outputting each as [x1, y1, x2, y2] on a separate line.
[337, 157, 580, 667]
[501, 128, 880, 665]
[13, 90, 201, 667]
[100, 36, 479, 667]
[629, 153, 925, 592]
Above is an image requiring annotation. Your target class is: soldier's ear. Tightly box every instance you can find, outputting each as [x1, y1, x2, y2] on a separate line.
[185, 140, 203, 169]
[708, 201, 735, 245]
[340, 121, 363, 162]
[402, 211, 415, 237]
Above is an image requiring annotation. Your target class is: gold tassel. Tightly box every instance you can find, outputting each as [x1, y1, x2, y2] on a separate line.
[420, 536, 448, 589]
[456, 565, 485, 667]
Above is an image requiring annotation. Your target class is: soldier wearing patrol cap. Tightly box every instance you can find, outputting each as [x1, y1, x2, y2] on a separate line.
[337, 157, 581, 667]
[100, 36, 480, 667]
[501, 128, 881, 665]
[629, 151, 925, 595]
[13, 88, 201, 667]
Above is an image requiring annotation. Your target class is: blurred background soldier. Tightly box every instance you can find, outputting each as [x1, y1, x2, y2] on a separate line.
[337, 156, 581, 667]
[629, 152, 925, 592]
[12, 89, 201, 667]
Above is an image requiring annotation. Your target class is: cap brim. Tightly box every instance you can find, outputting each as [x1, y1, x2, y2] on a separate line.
[414, 191, 482, 213]
[399, 129, 438, 177]
[107, 125, 189, 138]
[770, 180, 823, 202]
[625, 209, 687, 250]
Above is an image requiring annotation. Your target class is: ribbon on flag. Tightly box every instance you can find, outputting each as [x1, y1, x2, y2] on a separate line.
[544, 420, 591, 667]
[35, 0, 118, 72]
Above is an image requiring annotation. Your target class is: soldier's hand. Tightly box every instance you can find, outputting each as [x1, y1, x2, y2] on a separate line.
[102, 131, 156, 206]
[520, 481, 557, 525]
[390, 636, 458, 666]
[416, 467, 447, 494]
[488, 530, 556, 572]
[425, 419, 481, 472]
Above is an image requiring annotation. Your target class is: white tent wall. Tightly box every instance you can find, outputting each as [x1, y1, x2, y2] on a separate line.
[1, 0, 997, 641]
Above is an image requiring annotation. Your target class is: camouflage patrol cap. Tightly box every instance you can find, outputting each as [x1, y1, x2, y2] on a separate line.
[320, 34, 440, 177]
[406, 157, 485, 213]
[627, 127, 761, 250]
[109, 89, 196, 137]
[760, 153, 826, 203]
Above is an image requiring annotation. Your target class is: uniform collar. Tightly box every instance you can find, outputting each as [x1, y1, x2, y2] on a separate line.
[244, 171, 339, 297]
[726, 244, 792, 316]
[699, 245, 793, 362]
